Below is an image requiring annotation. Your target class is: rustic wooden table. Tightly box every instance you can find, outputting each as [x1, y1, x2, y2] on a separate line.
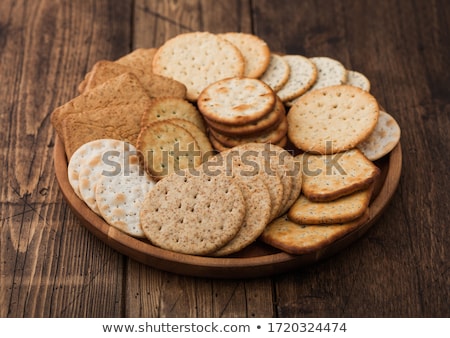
[1, 0, 449, 318]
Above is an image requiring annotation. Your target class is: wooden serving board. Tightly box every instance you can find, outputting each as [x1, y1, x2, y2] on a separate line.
[53, 136, 402, 278]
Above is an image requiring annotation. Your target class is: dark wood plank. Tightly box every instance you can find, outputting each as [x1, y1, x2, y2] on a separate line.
[253, 0, 450, 317]
[0, 0, 132, 317]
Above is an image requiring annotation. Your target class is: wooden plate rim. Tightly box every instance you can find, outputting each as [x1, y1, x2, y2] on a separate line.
[53, 136, 402, 278]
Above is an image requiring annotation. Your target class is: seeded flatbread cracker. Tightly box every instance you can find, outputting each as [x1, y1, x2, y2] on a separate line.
[52, 73, 150, 141]
[287, 85, 379, 154]
[212, 175, 272, 256]
[300, 148, 380, 202]
[198, 77, 276, 125]
[205, 96, 285, 136]
[96, 170, 156, 238]
[136, 120, 203, 179]
[357, 111, 401, 161]
[260, 211, 369, 255]
[260, 53, 291, 92]
[346, 70, 371, 92]
[61, 102, 151, 159]
[140, 96, 206, 132]
[140, 170, 246, 255]
[152, 32, 245, 101]
[288, 186, 373, 225]
[218, 32, 271, 78]
[276, 55, 318, 102]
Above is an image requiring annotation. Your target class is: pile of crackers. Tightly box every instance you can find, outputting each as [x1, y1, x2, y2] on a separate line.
[51, 31, 401, 257]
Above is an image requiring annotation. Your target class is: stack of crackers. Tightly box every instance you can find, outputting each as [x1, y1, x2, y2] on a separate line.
[51, 31, 401, 258]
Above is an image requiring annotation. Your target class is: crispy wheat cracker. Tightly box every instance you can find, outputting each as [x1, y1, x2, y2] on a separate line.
[300, 148, 380, 202]
[346, 70, 371, 92]
[152, 32, 245, 101]
[164, 118, 213, 156]
[288, 186, 373, 225]
[357, 111, 401, 161]
[260, 53, 291, 92]
[115, 48, 157, 73]
[198, 77, 276, 125]
[218, 32, 271, 78]
[287, 85, 379, 154]
[140, 170, 246, 255]
[95, 170, 156, 238]
[136, 120, 203, 179]
[61, 102, 151, 159]
[260, 211, 369, 255]
[211, 175, 272, 256]
[52, 73, 150, 140]
[140, 96, 206, 132]
[276, 55, 318, 102]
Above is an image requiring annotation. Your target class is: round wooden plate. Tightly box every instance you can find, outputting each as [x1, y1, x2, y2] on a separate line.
[53, 136, 402, 278]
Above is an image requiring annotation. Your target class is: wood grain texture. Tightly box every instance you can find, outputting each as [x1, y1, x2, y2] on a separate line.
[1, 0, 449, 318]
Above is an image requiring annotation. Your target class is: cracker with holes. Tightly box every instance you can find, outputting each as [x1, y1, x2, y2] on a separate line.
[300, 148, 380, 202]
[140, 96, 206, 132]
[198, 77, 276, 125]
[218, 32, 271, 78]
[259, 53, 291, 92]
[276, 55, 318, 102]
[260, 211, 369, 255]
[357, 111, 401, 161]
[136, 120, 204, 180]
[95, 169, 155, 238]
[346, 70, 371, 91]
[152, 32, 245, 101]
[288, 186, 373, 225]
[140, 170, 246, 255]
[287, 85, 379, 154]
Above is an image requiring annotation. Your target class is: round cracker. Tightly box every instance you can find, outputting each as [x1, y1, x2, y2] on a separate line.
[260, 53, 291, 92]
[198, 77, 276, 125]
[287, 85, 379, 154]
[140, 171, 246, 255]
[276, 55, 318, 102]
[357, 111, 401, 161]
[95, 172, 156, 238]
[346, 70, 371, 92]
[218, 32, 271, 78]
[152, 32, 245, 101]
[308, 56, 347, 91]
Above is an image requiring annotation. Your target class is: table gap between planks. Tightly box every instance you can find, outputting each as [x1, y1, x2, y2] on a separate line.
[1, 0, 449, 318]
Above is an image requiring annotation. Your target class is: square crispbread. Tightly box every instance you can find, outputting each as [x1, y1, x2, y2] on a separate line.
[61, 101, 152, 159]
[276, 55, 318, 102]
[300, 148, 380, 202]
[52, 72, 150, 140]
[205, 95, 285, 137]
[82, 60, 186, 99]
[259, 53, 291, 92]
[260, 211, 369, 255]
[218, 32, 271, 78]
[152, 32, 245, 101]
[136, 120, 204, 180]
[198, 77, 276, 125]
[95, 170, 156, 238]
[140, 96, 206, 132]
[346, 70, 371, 92]
[211, 175, 272, 256]
[140, 170, 246, 255]
[287, 85, 379, 154]
[357, 111, 401, 161]
[288, 185, 373, 225]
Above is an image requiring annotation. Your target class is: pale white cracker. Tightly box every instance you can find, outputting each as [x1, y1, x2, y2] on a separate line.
[357, 111, 401, 161]
[152, 32, 245, 101]
[308, 56, 347, 91]
[198, 77, 276, 125]
[287, 85, 379, 154]
[95, 172, 156, 238]
[259, 54, 291, 92]
[276, 55, 318, 102]
[346, 70, 371, 91]
[218, 32, 271, 78]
